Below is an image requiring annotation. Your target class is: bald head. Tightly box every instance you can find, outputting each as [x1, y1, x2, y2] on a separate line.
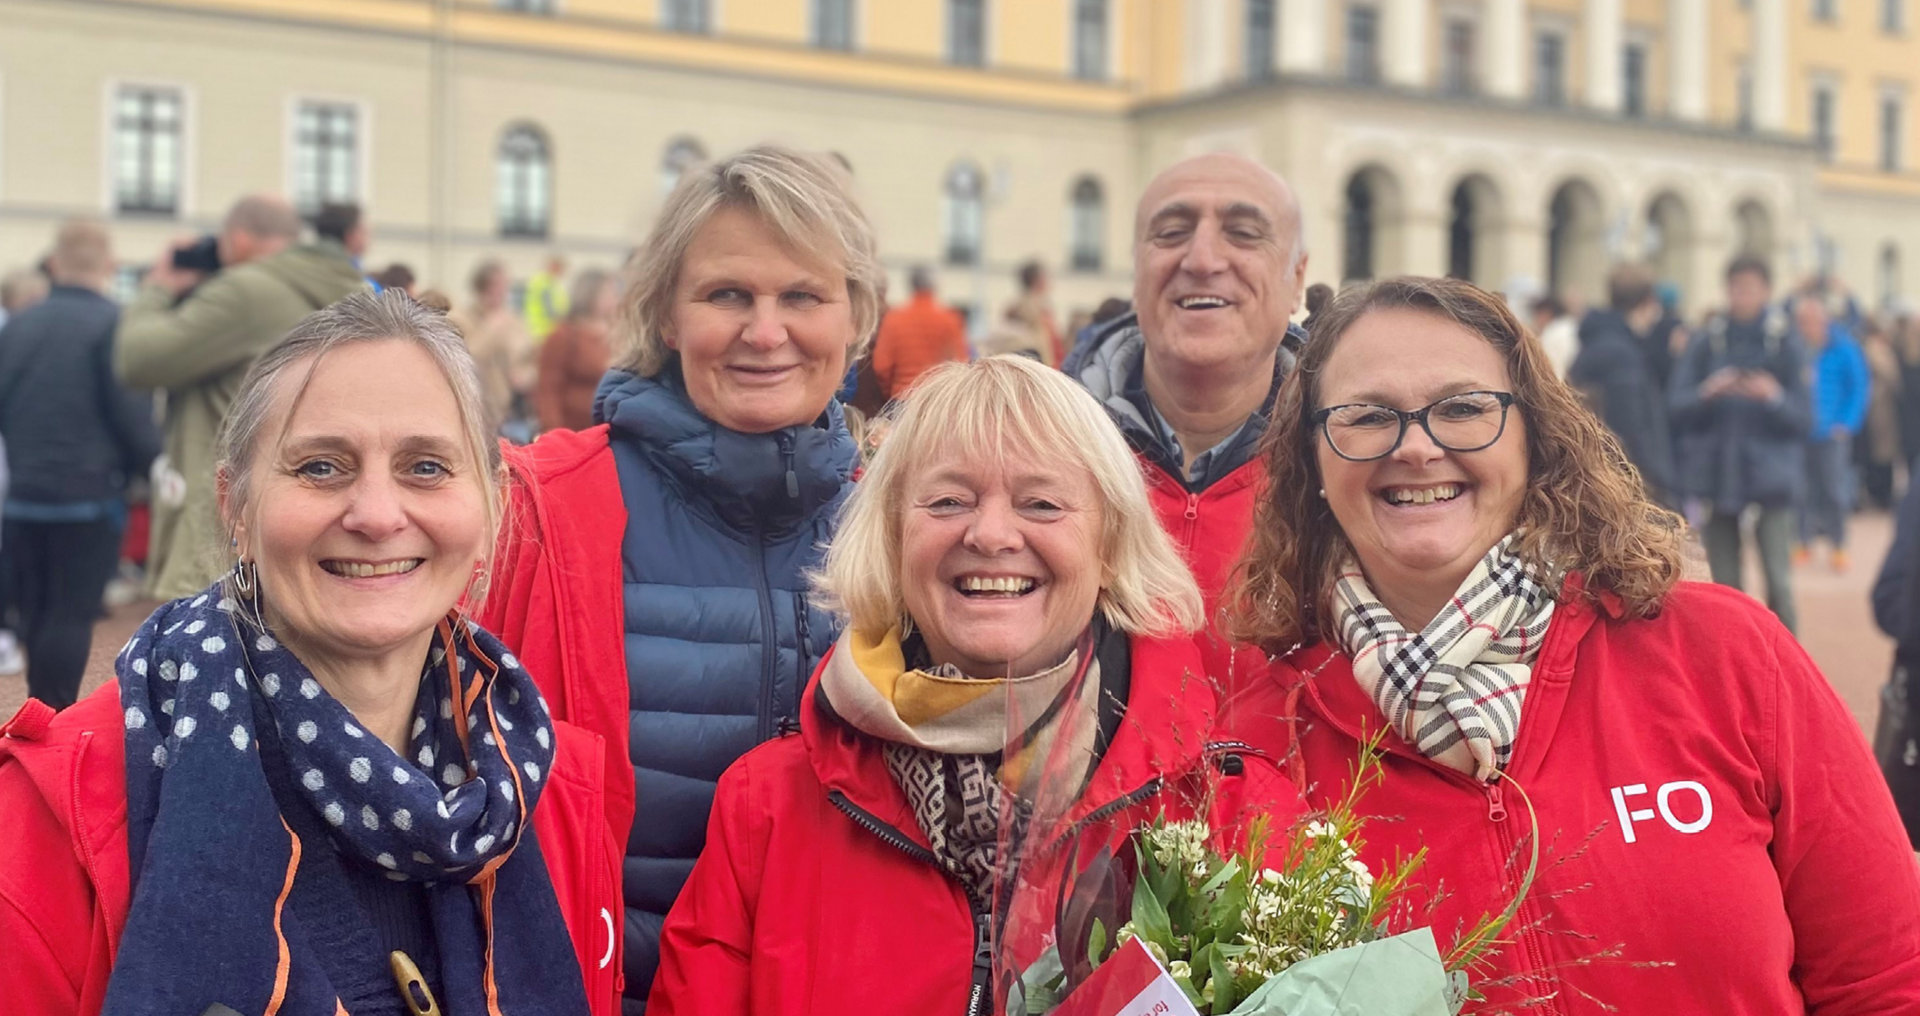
[1130, 152, 1310, 386]
[50, 219, 114, 289]
[1135, 152, 1304, 265]
[221, 194, 300, 267]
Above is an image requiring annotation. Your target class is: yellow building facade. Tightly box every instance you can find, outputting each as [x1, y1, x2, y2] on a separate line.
[0, 0, 1914, 321]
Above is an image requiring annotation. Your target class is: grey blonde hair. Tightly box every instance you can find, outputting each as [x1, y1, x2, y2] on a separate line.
[816, 356, 1204, 638]
[620, 144, 883, 376]
[215, 289, 505, 607]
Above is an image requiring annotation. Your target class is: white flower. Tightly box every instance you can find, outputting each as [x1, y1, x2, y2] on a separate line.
[1167, 960, 1191, 980]
[1260, 868, 1283, 886]
[1344, 857, 1375, 890]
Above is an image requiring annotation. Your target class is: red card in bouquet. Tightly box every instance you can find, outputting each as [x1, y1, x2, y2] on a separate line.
[1049, 936, 1203, 1016]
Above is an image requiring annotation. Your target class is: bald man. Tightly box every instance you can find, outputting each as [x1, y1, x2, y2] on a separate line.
[1068, 152, 1309, 685]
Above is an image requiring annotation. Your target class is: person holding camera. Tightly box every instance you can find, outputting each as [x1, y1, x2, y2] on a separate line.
[115, 196, 366, 602]
[1669, 255, 1812, 633]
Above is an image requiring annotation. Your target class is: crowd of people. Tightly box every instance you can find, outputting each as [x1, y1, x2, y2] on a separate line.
[0, 143, 1917, 1016]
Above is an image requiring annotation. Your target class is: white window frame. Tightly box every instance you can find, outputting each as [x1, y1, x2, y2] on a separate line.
[1532, 25, 1569, 107]
[102, 78, 196, 219]
[662, 0, 718, 34]
[1065, 0, 1120, 83]
[1621, 29, 1654, 118]
[1885, 0, 1908, 33]
[285, 94, 373, 215]
[1068, 175, 1104, 272]
[1344, 3, 1383, 84]
[1439, 14, 1479, 96]
[1810, 74, 1840, 161]
[945, 0, 992, 69]
[1880, 83, 1908, 172]
[1813, 0, 1839, 22]
[496, 122, 553, 239]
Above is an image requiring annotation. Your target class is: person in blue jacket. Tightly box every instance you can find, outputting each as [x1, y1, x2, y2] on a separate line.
[1795, 288, 1872, 570]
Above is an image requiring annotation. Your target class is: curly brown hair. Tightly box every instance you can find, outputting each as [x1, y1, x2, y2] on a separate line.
[1228, 276, 1686, 654]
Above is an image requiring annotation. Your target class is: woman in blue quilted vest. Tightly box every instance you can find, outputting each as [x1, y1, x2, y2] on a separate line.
[479, 145, 883, 1012]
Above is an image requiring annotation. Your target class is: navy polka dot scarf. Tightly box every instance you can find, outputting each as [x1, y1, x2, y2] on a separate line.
[105, 582, 589, 1016]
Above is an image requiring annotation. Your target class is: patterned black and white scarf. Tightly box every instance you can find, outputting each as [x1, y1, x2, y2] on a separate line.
[1334, 535, 1556, 782]
[106, 581, 588, 1016]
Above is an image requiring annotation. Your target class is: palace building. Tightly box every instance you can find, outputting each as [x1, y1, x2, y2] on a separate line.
[1, 0, 1915, 321]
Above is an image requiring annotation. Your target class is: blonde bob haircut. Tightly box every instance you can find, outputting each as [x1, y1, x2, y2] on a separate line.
[619, 144, 884, 377]
[816, 355, 1205, 639]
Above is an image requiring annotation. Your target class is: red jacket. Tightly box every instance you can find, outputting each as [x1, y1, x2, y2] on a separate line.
[0, 684, 622, 1016]
[1220, 581, 1920, 1015]
[474, 426, 633, 996]
[871, 293, 970, 401]
[647, 634, 1301, 1016]
[1141, 452, 1269, 695]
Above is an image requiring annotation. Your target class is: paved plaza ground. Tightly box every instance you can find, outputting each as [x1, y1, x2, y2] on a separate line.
[2, 510, 1903, 735]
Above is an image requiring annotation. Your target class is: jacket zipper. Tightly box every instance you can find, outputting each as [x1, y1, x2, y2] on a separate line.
[793, 590, 813, 732]
[826, 790, 991, 1015]
[1182, 493, 1200, 550]
[1480, 780, 1559, 1014]
[751, 524, 778, 743]
[778, 431, 799, 500]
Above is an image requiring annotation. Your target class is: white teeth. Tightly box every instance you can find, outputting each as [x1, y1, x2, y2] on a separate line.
[1178, 296, 1229, 309]
[959, 576, 1036, 594]
[1386, 484, 1461, 505]
[326, 560, 423, 578]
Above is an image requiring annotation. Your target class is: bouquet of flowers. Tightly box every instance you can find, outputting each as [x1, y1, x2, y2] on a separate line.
[1003, 749, 1534, 1016]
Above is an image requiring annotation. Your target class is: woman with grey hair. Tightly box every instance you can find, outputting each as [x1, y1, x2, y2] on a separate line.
[0, 290, 618, 1016]
[477, 144, 883, 1009]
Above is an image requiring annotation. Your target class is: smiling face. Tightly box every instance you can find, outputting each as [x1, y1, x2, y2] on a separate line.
[1133, 153, 1307, 378]
[240, 340, 489, 672]
[666, 206, 855, 433]
[1315, 308, 1530, 615]
[899, 451, 1105, 678]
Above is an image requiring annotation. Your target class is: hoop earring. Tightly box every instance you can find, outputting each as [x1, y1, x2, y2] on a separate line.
[233, 558, 256, 597]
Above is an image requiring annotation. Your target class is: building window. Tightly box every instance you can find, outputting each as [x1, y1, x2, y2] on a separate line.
[1346, 5, 1381, 84]
[496, 0, 556, 11]
[1812, 83, 1837, 160]
[1622, 43, 1648, 117]
[1069, 177, 1103, 272]
[660, 136, 706, 197]
[1883, 93, 1906, 171]
[949, 0, 986, 67]
[1813, 0, 1837, 21]
[944, 161, 984, 266]
[1533, 31, 1566, 106]
[1442, 19, 1476, 95]
[1246, 0, 1277, 80]
[1072, 0, 1108, 81]
[497, 124, 551, 238]
[293, 101, 359, 214]
[114, 86, 183, 216]
[813, 0, 855, 50]
[663, 0, 709, 33]
[1881, 243, 1902, 308]
[1886, 0, 1907, 32]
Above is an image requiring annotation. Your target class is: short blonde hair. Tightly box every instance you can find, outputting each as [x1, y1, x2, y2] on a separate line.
[816, 356, 1204, 638]
[620, 144, 883, 377]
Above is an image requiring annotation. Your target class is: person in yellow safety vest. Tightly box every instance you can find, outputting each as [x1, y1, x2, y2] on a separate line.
[522, 254, 570, 344]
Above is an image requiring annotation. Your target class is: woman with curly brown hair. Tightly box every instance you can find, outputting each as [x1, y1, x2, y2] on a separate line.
[1221, 275, 1920, 1014]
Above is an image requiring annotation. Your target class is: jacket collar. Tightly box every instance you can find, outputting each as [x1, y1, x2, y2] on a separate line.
[1073, 313, 1294, 491]
[595, 367, 856, 533]
[802, 629, 1216, 849]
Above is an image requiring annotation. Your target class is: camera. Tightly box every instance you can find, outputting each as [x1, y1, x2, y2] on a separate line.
[170, 235, 222, 273]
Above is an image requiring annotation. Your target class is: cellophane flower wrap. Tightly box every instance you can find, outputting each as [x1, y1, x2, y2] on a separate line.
[985, 642, 1534, 1016]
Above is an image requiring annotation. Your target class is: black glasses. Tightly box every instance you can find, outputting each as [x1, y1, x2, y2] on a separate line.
[1311, 391, 1516, 462]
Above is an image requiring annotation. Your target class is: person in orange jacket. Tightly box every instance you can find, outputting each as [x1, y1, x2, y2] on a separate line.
[0, 291, 620, 1016]
[870, 265, 970, 402]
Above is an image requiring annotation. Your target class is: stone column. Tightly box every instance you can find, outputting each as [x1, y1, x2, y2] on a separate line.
[1186, 0, 1230, 90]
[1279, 0, 1328, 75]
[1668, 0, 1709, 120]
[1483, 0, 1526, 101]
[1752, 0, 1789, 130]
[1385, 0, 1429, 89]
[1584, 0, 1623, 112]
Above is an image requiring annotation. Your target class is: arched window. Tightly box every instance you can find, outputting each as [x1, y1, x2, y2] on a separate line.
[1069, 176, 1103, 272]
[944, 161, 985, 266]
[661, 136, 707, 198]
[496, 123, 551, 238]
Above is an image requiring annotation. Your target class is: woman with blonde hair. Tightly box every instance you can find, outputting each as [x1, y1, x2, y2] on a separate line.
[648, 355, 1299, 1015]
[1223, 275, 1920, 1013]
[477, 144, 881, 1008]
[0, 290, 617, 1015]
